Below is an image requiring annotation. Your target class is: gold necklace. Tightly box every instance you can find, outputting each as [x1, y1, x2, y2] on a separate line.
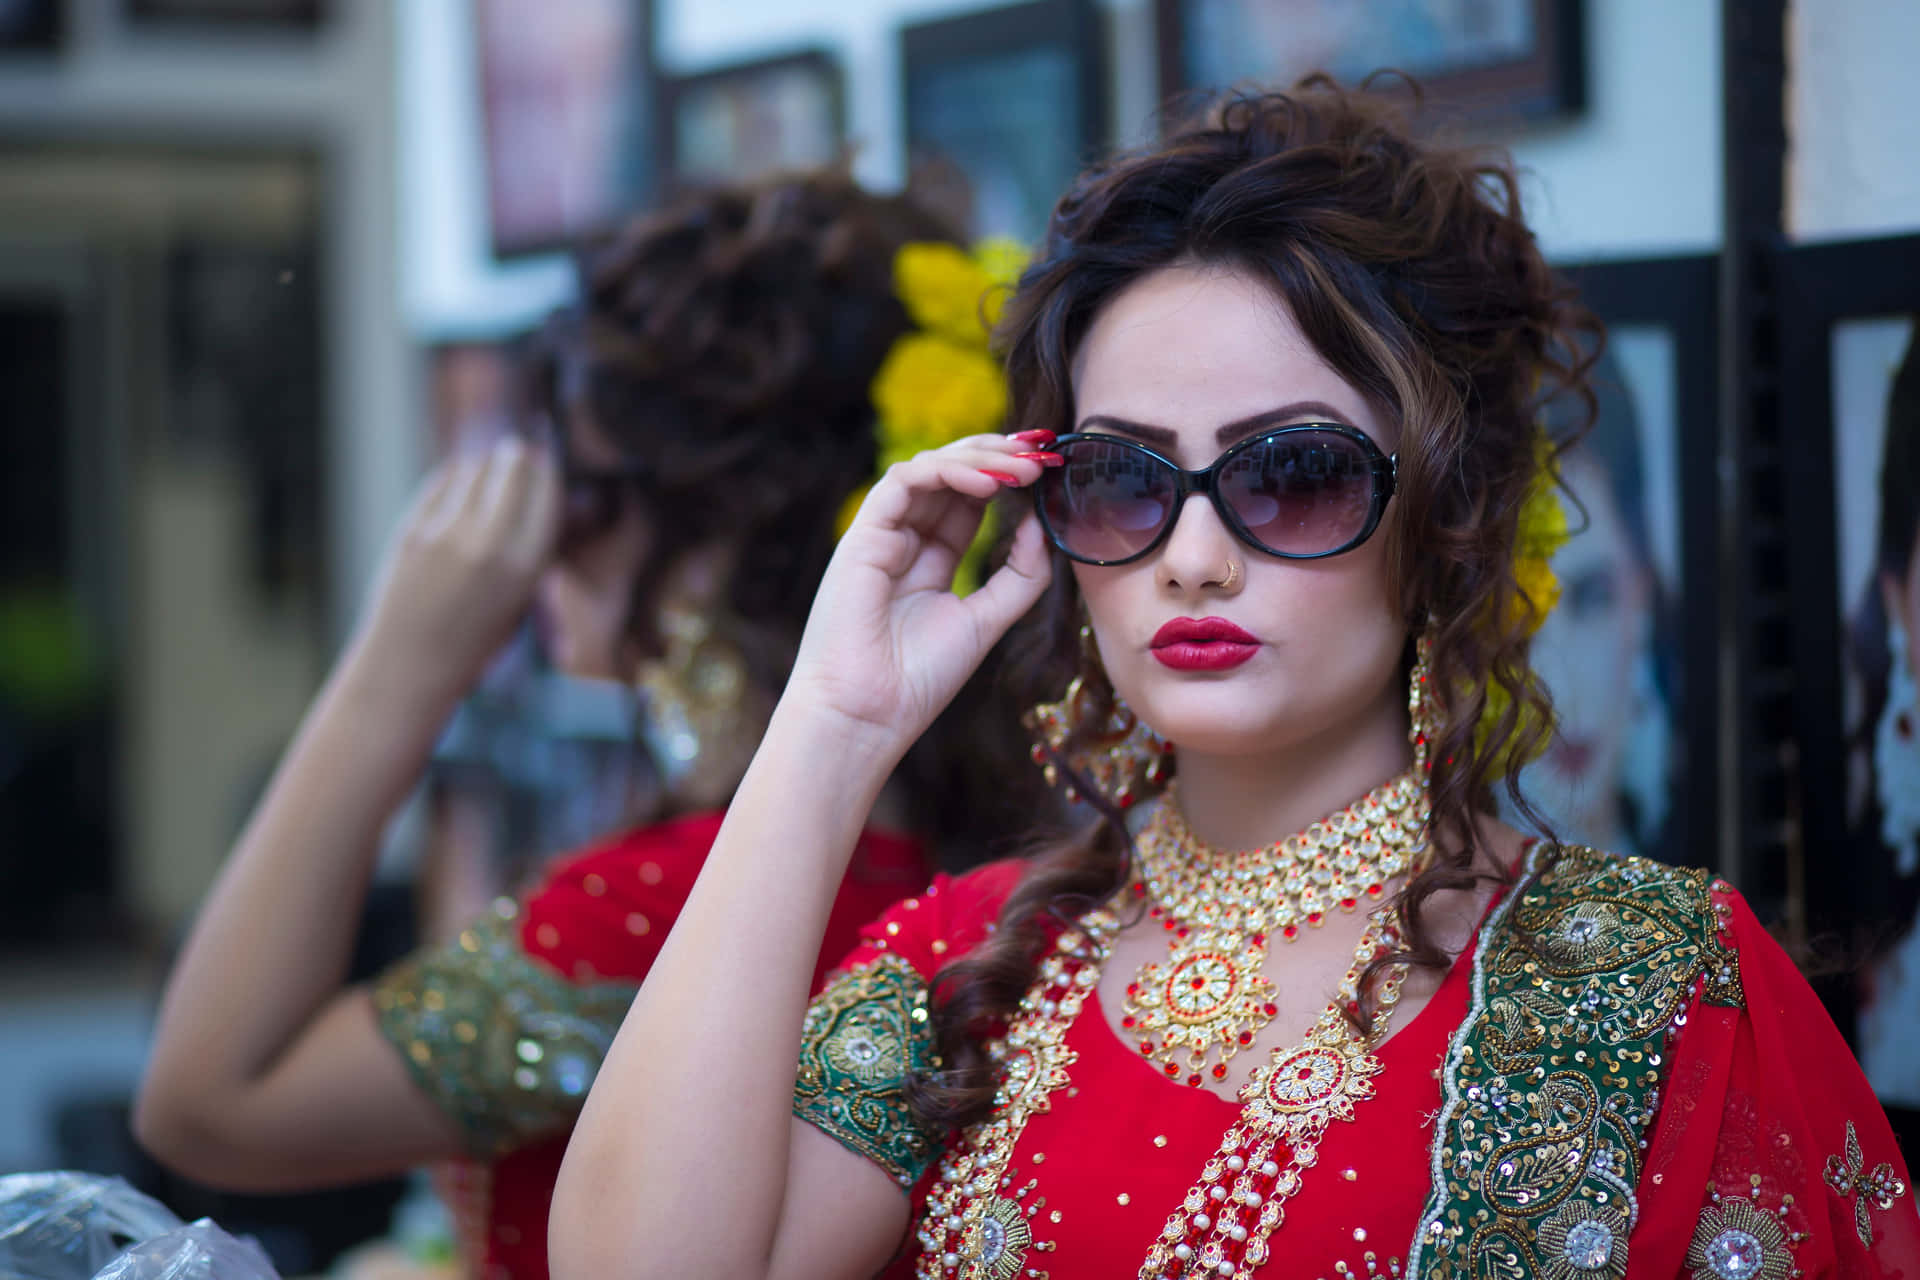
[1120, 770, 1428, 1087]
[1139, 914, 1409, 1278]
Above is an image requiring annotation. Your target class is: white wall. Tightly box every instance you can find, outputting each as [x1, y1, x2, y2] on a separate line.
[1789, 0, 1920, 241]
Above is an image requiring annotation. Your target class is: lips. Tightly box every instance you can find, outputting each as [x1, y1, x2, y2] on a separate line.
[1150, 616, 1259, 671]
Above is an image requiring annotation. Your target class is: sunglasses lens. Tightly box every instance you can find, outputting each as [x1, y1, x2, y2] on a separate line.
[1040, 437, 1178, 562]
[1218, 430, 1376, 556]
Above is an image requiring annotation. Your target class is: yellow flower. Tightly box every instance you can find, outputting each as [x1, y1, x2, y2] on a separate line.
[893, 239, 1030, 347]
[870, 333, 1008, 460]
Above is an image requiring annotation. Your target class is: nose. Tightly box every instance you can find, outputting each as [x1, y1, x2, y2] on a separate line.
[1154, 493, 1242, 595]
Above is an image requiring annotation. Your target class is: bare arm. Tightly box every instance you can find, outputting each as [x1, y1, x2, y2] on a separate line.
[134, 441, 558, 1190]
[550, 438, 1054, 1280]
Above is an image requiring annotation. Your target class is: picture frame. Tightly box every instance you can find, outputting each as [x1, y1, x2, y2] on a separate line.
[474, 0, 657, 259]
[125, 0, 324, 29]
[1155, 0, 1585, 127]
[1520, 254, 1720, 877]
[662, 49, 844, 188]
[1773, 233, 1920, 1140]
[0, 0, 64, 51]
[901, 0, 1107, 245]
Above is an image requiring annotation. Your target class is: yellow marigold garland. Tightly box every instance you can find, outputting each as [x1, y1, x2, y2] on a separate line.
[839, 238, 1028, 594]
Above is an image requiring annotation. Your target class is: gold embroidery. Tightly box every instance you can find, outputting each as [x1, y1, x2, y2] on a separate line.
[1823, 1119, 1909, 1248]
[915, 920, 1109, 1279]
[1685, 1194, 1793, 1280]
[371, 905, 639, 1156]
[793, 952, 940, 1188]
[1408, 848, 1744, 1278]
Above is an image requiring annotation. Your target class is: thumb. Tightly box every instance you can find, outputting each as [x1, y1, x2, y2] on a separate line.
[959, 512, 1052, 640]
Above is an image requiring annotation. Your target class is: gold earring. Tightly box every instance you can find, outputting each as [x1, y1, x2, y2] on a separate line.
[1407, 630, 1436, 777]
[1024, 623, 1174, 808]
[638, 606, 761, 806]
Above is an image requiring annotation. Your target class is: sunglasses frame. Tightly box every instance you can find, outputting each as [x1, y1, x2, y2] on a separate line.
[1033, 422, 1399, 566]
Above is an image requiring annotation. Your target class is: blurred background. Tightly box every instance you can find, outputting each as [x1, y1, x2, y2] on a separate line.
[0, 0, 1915, 1274]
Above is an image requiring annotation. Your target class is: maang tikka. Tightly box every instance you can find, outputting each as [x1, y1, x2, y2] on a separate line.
[1024, 622, 1173, 808]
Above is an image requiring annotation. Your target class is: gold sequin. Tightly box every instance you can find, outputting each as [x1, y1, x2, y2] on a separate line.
[1050, 1210, 1061, 1224]
[1153, 1135, 1168, 1148]
[625, 913, 650, 936]
[1343, 1169, 1358, 1181]
[535, 923, 560, 950]
[887, 922, 902, 936]
[582, 874, 606, 897]
[639, 861, 664, 885]
[931, 939, 949, 955]
[1117, 1193, 1130, 1206]
[1353, 1228, 1367, 1242]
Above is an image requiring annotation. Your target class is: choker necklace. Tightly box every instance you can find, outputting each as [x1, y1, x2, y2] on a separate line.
[1121, 769, 1430, 1086]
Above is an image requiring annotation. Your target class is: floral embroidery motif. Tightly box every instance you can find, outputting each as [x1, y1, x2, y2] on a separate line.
[1823, 1119, 1910, 1248]
[1407, 847, 1743, 1278]
[1685, 1195, 1793, 1280]
[371, 903, 640, 1156]
[914, 921, 1106, 1278]
[1537, 1199, 1627, 1279]
[792, 952, 940, 1188]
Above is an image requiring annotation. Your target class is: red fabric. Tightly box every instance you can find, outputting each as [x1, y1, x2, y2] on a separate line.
[462, 812, 930, 1280]
[837, 863, 1920, 1278]
[1628, 887, 1919, 1278]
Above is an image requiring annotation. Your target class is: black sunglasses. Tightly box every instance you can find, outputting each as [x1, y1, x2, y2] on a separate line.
[1033, 423, 1398, 566]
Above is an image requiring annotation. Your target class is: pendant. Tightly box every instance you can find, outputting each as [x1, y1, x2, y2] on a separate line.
[1123, 926, 1279, 1086]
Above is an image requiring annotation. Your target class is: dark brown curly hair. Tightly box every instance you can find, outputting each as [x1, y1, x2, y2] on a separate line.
[909, 79, 1602, 1130]
[521, 169, 1046, 868]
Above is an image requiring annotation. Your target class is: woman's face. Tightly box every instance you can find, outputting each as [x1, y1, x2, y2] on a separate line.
[1067, 261, 1407, 766]
[534, 403, 651, 682]
[1524, 452, 1652, 836]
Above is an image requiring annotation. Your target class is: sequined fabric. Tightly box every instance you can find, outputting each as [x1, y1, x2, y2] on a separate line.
[372, 901, 639, 1156]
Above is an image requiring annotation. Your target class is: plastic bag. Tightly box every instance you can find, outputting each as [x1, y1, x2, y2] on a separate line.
[0, 1171, 280, 1280]
[0, 1171, 181, 1279]
[89, 1221, 278, 1280]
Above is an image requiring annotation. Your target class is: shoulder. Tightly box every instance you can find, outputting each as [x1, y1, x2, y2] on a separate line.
[827, 857, 1029, 983]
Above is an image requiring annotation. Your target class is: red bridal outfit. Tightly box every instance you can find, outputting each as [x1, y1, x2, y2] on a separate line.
[792, 808, 1919, 1278]
[373, 811, 929, 1280]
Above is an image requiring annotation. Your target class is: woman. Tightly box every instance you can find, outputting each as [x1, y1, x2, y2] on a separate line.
[1853, 325, 1920, 1105]
[133, 171, 1040, 1280]
[552, 84, 1918, 1279]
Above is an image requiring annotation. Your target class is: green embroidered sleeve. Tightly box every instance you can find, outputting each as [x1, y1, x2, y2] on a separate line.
[792, 952, 942, 1189]
[371, 902, 639, 1157]
[1408, 846, 1745, 1280]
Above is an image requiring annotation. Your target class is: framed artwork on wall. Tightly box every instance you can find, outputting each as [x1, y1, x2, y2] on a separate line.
[1774, 233, 1920, 1141]
[0, 0, 64, 50]
[662, 50, 843, 187]
[1155, 0, 1584, 126]
[475, 0, 656, 258]
[901, 0, 1107, 245]
[126, 0, 325, 28]
[1521, 255, 1720, 874]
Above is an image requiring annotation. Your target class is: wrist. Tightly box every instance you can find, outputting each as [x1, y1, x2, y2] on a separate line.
[332, 634, 469, 729]
[759, 697, 905, 802]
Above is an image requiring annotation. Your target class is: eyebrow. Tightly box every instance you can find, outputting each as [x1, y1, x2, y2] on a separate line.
[1075, 401, 1362, 449]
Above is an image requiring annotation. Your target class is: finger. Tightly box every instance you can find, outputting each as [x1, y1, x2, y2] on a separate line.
[850, 454, 1004, 541]
[418, 454, 484, 538]
[512, 447, 564, 564]
[959, 512, 1052, 636]
[476, 439, 535, 548]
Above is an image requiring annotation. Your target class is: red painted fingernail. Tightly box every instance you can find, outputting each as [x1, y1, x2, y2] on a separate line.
[1014, 451, 1065, 467]
[1011, 429, 1057, 445]
[980, 469, 1020, 485]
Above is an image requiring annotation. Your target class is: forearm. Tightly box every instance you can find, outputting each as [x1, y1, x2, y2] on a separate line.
[552, 700, 897, 1280]
[138, 644, 458, 1140]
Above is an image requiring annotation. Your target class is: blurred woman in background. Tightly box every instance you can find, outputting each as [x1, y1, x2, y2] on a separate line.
[133, 169, 1041, 1280]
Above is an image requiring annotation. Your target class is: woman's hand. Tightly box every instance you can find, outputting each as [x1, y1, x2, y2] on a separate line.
[783, 432, 1057, 760]
[347, 438, 561, 709]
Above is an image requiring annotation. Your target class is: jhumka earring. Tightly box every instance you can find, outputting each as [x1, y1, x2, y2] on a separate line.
[1024, 623, 1173, 808]
[637, 606, 761, 808]
[1408, 630, 1436, 778]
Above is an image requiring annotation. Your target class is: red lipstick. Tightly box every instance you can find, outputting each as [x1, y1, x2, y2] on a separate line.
[1150, 616, 1259, 671]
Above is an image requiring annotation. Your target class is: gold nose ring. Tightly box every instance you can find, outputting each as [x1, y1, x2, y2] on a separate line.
[1219, 560, 1241, 591]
